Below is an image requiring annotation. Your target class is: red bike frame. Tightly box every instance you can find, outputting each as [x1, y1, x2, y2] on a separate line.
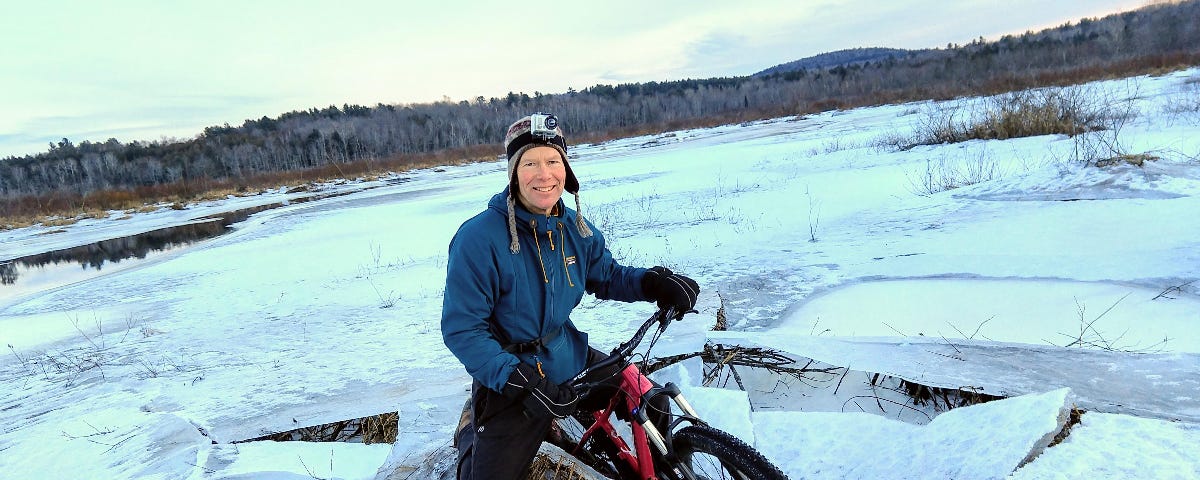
[567, 308, 710, 480]
[575, 362, 660, 479]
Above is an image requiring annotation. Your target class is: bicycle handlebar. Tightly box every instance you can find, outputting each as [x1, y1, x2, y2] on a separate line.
[569, 306, 681, 392]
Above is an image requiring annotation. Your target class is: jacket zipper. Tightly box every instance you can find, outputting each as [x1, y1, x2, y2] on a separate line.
[529, 219, 550, 284]
[557, 222, 575, 287]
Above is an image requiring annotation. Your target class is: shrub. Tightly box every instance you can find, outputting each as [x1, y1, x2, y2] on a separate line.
[903, 85, 1118, 149]
[1162, 75, 1200, 124]
[906, 150, 1003, 196]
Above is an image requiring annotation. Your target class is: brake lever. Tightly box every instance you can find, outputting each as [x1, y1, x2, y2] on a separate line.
[657, 308, 675, 329]
[661, 307, 698, 325]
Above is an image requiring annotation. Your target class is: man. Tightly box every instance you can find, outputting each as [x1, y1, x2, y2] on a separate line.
[441, 113, 700, 479]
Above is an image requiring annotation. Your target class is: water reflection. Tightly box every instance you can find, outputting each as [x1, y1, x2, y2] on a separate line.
[1, 221, 227, 285]
[0, 262, 14, 285]
[0, 204, 279, 298]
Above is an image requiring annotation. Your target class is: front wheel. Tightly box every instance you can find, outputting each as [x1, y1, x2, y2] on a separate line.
[665, 425, 788, 480]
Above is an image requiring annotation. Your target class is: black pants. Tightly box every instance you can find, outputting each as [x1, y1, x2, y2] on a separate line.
[455, 348, 669, 480]
[455, 380, 554, 480]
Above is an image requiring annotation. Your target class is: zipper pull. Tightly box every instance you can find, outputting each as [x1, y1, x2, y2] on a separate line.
[546, 230, 555, 250]
[534, 355, 546, 378]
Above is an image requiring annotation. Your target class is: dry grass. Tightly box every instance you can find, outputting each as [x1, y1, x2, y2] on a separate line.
[898, 379, 1002, 410]
[1094, 153, 1159, 168]
[1047, 407, 1085, 448]
[713, 292, 728, 331]
[130, 204, 161, 214]
[5, 207, 110, 229]
[361, 411, 399, 444]
[906, 87, 1101, 149]
[523, 452, 594, 480]
[238, 411, 399, 444]
[905, 150, 1003, 196]
[40, 216, 81, 227]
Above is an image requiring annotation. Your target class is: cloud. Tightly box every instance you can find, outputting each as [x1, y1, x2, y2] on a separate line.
[0, 94, 283, 158]
[680, 31, 755, 78]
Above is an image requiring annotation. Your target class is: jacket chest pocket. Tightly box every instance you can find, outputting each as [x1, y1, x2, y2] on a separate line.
[531, 222, 580, 290]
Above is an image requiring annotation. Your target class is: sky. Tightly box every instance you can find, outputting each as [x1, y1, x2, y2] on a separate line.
[0, 0, 1148, 159]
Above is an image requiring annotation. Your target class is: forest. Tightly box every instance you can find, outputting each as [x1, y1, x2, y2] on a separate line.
[1, 0, 1199, 220]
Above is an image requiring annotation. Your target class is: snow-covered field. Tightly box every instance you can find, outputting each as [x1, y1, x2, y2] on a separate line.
[2, 69, 1199, 479]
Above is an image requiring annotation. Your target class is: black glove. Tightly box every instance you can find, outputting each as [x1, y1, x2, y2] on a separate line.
[642, 266, 700, 317]
[503, 362, 578, 419]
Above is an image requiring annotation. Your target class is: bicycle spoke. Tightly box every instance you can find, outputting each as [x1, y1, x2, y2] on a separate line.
[679, 451, 752, 480]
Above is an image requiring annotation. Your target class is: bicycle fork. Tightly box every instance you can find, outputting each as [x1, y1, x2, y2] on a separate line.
[586, 364, 710, 480]
[638, 382, 707, 480]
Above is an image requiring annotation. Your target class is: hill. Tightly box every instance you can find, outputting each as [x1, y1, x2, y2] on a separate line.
[753, 47, 925, 76]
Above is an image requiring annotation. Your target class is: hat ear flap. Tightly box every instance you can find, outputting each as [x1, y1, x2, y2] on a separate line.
[560, 148, 579, 194]
[563, 165, 579, 194]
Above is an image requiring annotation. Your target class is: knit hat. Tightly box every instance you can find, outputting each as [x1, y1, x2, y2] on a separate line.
[502, 113, 592, 254]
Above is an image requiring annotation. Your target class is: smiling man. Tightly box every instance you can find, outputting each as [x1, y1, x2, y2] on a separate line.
[514, 145, 567, 215]
[440, 113, 700, 479]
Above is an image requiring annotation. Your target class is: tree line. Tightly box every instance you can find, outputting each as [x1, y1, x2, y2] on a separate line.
[1, 0, 1199, 205]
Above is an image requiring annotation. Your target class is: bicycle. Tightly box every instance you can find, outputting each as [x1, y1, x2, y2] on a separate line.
[552, 307, 789, 480]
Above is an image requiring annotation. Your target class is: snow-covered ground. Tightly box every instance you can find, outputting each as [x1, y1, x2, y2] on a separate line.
[2, 68, 1199, 479]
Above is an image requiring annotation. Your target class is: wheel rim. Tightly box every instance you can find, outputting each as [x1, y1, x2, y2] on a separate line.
[678, 451, 752, 480]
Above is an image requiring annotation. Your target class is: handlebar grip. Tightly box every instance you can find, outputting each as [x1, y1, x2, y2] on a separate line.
[572, 381, 597, 395]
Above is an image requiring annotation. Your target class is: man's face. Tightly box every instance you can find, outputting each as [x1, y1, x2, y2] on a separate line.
[515, 146, 566, 215]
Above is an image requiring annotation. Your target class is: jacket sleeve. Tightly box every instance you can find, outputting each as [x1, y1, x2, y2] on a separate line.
[581, 219, 651, 302]
[441, 226, 519, 393]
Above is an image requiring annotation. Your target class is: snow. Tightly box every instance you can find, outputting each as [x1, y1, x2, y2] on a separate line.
[1010, 412, 1200, 479]
[677, 384, 757, 447]
[776, 279, 1198, 352]
[754, 388, 1073, 479]
[2, 68, 1199, 479]
[206, 441, 390, 480]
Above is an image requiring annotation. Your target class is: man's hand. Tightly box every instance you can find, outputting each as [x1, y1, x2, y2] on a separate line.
[503, 363, 578, 419]
[642, 266, 700, 318]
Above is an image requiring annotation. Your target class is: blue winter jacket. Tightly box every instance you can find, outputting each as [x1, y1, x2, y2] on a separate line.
[442, 188, 649, 393]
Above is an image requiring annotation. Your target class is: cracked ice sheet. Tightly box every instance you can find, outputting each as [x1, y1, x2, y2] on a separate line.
[1010, 412, 1200, 479]
[712, 330, 1200, 423]
[753, 388, 1072, 480]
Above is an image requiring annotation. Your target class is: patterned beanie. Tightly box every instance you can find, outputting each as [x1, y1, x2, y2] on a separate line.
[502, 113, 591, 254]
